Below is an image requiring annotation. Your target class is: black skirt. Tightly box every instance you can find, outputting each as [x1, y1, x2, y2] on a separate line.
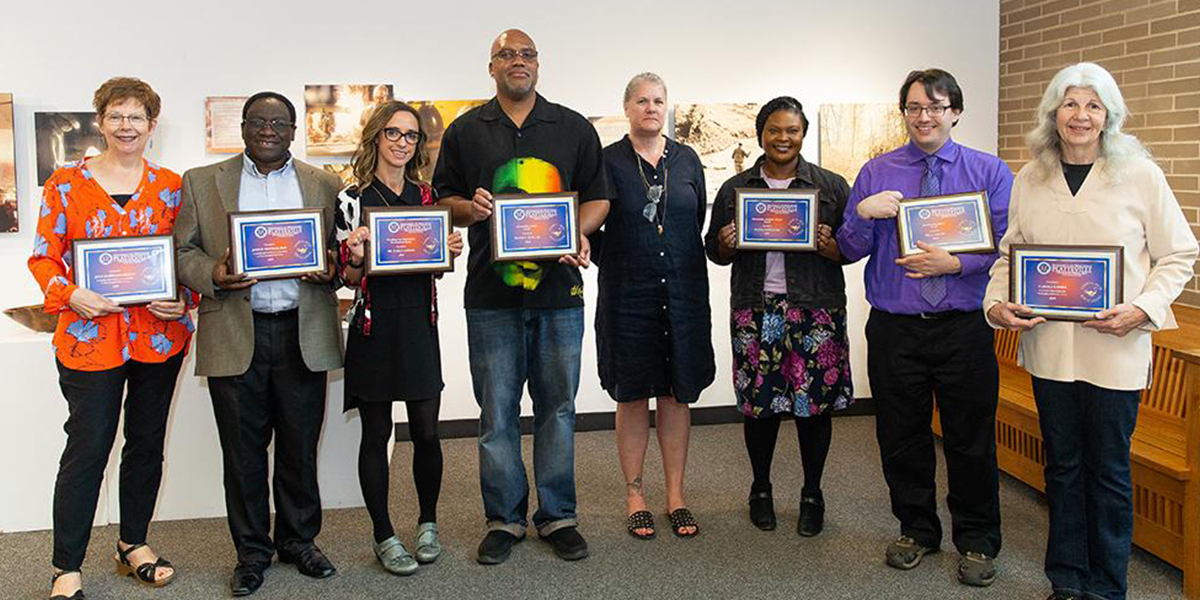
[344, 306, 443, 410]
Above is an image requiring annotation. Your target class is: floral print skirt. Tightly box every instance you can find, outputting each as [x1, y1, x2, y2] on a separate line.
[731, 294, 853, 419]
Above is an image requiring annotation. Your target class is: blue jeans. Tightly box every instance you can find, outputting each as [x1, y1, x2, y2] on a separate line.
[1031, 377, 1140, 600]
[466, 307, 583, 536]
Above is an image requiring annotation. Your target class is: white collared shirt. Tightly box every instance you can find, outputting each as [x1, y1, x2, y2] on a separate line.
[239, 153, 303, 313]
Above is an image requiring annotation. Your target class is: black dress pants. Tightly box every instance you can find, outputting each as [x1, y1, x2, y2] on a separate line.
[208, 310, 327, 567]
[866, 309, 1001, 557]
[52, 352, 185, 571]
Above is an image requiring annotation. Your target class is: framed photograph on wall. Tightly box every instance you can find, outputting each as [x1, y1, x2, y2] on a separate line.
[0, 93, 18, 232]
[409, 99, 487, 181]
[34, 111, 104, 186]
[305, 84, 394, 156]
[205, 96, 248, 154]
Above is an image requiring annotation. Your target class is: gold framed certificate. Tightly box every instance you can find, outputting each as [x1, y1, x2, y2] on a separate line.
[363, 206, 453, 275]
[71, 235, 177, 305]
[895, 191, 995, 258]
[1010, 244, 1123, 321]
[489, 193, 579, 262]
[734, 188, 819, 251]
[228, 208, 326, 280]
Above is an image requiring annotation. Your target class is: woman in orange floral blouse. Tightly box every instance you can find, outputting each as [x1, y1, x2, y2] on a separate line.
[28, 78, 194, 600]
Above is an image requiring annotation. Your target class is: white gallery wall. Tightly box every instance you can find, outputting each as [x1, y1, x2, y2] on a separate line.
[0, 0, 999, 530]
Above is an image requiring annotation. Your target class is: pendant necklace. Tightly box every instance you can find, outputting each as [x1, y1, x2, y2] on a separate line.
[635, 142, 668, 235]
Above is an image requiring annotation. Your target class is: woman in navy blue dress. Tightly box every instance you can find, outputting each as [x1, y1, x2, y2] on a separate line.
[596, 73, 715, 539]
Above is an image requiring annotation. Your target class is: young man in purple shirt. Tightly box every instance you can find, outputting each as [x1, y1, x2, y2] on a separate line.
[837, 69, 1012, 587]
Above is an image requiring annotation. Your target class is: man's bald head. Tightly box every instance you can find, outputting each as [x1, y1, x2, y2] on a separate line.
[491, 29, 535, 56]
[488, 29, 539, 101]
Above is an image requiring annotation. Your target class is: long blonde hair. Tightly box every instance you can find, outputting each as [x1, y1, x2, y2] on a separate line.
[1025, 62, 1149, 181]
[351, 101, 428, 189]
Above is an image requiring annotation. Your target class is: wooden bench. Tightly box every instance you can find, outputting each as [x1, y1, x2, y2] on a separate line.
[932, 304, 1200, 598]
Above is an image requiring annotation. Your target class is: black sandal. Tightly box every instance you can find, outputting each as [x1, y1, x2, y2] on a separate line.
[115, 543, 175, 588]
[626, 510, 656, 540]
[50, 570, 84, 600]
[667, 508, 699, 538]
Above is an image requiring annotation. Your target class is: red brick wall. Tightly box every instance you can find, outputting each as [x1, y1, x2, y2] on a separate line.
[999, 0, 1200, 306]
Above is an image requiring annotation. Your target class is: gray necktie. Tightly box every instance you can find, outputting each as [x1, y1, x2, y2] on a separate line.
[919, 155, 947, 307]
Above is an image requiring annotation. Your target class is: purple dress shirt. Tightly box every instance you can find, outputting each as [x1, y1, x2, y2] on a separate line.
[837, 140, 1013, 315]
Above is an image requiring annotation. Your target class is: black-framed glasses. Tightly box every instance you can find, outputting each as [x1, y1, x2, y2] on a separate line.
[243, 118, 295, 133]
[903, 104, 951, 118]
[642, 185, 664, 222]
[382, 127, 420, 144]
[491, 49, 538, 62]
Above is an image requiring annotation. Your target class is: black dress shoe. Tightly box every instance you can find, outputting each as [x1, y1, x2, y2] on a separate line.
[477, 530, 523, 565]
[797, 492, 825, 537]
[279, 546, 336, 579]
[1046, 593, 1082, 600]
[231, 564, 265, 597]
[540, 526, 589, 561]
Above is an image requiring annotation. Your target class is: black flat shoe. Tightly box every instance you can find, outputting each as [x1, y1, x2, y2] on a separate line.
[477, 530, 522, 565]
[230, 564, 264, 597]
[540, 526, 589, 561]
[748, 491, 776, 531]
[797, 493, 825, 537]
[279, 546, 336, 579]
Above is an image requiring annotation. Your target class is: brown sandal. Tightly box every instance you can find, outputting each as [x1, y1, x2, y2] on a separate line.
[115, 543, 175, 588]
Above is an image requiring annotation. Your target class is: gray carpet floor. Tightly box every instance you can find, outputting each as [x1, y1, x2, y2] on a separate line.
[1, 416, 1184, 599]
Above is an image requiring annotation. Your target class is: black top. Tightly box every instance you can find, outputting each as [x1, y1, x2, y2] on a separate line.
[111, 193, 132, 209]
[1062, 162, 1093, 196]
[704, 155, 852, 310]
[432, 94, 608, 309]
[355, 180, 432, 309]
[594, 136, 715, 403]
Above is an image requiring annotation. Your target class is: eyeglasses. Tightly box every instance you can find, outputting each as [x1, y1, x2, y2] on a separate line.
[491, 49, 539, 62]
[103, 113, 149, 127]
[382, 128, 420, 144]
[243, 118, 295, 133]
[903, 104, 951, 118]
[642, 184, 664, 222]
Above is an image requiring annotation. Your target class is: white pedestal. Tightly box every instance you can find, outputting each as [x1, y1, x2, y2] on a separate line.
[0, 326, 365, 533]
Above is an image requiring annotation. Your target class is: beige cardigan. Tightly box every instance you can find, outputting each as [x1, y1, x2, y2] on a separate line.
[984, 157, 1198, 390]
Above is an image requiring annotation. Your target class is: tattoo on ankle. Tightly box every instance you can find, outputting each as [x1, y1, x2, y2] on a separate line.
[626, 474, 643, 493]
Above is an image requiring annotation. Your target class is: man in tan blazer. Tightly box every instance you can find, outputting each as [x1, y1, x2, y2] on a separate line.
[174, 92, 342, 597]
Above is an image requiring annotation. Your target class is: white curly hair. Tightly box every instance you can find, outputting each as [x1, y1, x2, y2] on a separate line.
[1025, 62, 1150, 181]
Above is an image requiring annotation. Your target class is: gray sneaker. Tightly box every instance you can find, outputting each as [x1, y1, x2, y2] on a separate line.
[373, 536, 418, 576]
[885, 536, 939, 570]
[414, 522, 442, 564]
[957, 551, 996, 587]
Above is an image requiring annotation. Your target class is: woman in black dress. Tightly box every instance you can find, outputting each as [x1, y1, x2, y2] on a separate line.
[597, 73, 715, 539]
[335, 101, 463, 575]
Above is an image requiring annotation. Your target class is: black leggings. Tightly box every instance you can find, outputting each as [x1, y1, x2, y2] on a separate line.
[357, 398, 442, 544]
[743, 412, 832, 498]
